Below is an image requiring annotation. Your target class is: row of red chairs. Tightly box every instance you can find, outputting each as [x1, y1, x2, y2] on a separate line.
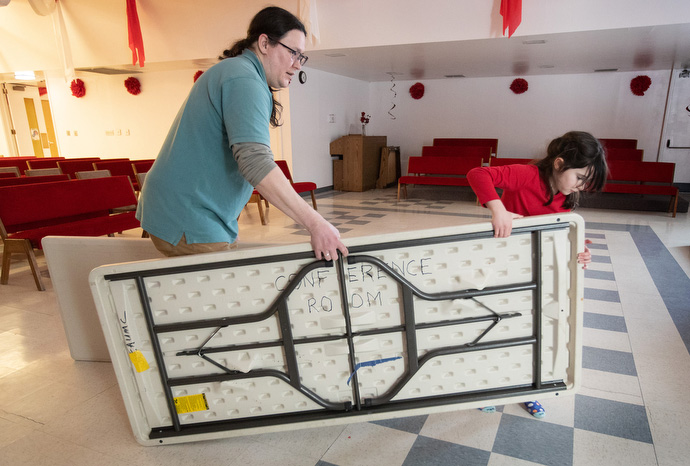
[0, 157, 155, 190]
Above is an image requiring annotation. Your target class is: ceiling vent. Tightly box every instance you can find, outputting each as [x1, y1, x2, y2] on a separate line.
[79, 67, 142, 75]
[444, 74, 466, 78]
[594, 68, 618, 72]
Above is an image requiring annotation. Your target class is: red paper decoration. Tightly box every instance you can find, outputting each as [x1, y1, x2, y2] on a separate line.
[124, 77, 141, 95]
[38, 87, 47, 96]
[630, 75, 651, 96]
[510, 78, 528, 94]
[70, 79, 86, 98]
[193, 70, 204, 82]
[409, 82, 425, 99]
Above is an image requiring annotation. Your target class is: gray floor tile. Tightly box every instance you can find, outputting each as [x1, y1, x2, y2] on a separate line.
[583, 313, 627, 332]
[574, 395, 653, 443]
[584, 288, 621, 302]
[585, 269, 616, 281]
[402, 435, 491, 466]
[370, 415, 429, 435]
[582, 346, 637, 376]
[492, 414, 574, 466]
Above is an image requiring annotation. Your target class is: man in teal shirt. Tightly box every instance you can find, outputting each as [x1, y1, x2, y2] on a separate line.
[137, 7, 347, 261]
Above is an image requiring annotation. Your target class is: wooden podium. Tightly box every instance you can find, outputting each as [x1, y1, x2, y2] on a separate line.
[330, 135, 387, 191]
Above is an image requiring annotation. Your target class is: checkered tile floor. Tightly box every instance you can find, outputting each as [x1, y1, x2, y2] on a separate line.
[2, 187, 688, 465]
[305, 224, 665, 466]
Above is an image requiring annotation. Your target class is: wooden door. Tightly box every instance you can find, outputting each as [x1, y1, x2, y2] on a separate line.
[23, 98, 44, 157]
[41, 99, 59, 157]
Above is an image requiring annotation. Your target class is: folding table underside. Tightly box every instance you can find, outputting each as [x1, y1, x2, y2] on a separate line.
[89, 213, 584, 445]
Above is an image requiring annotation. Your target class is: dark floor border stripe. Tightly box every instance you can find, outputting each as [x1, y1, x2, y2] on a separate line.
[327, 203, 488, 219]
[587, 222, 690, 355]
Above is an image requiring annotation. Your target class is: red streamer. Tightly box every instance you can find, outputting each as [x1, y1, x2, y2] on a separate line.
[500, 0, 522, 38]
[126, 0, 145, 67]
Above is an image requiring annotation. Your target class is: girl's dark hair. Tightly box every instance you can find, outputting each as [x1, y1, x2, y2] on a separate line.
[534, 131, 608, 209]
[219, 7, 306, 128]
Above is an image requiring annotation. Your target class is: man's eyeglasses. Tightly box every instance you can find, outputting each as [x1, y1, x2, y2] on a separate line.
[271, 39, 308, 66]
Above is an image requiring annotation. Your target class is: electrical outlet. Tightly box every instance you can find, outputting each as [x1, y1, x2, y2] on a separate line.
[328, 113, 335, 123]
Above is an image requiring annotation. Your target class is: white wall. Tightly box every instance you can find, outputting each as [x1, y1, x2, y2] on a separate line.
[365, 70, 670, 173]
[9, 66, 680, 184]
[43, 68, 194, 159]
[1, 0, 688, 182]
[288, 68, 370, 187]
[659, 70, 690, 182]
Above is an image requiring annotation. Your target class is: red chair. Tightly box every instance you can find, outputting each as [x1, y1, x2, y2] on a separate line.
[26, 157, 65, 169]
[276, 160, 317, 210]
[247, 190, 269, 225]
[0, 159, 30, 176]
[245, 160, 317, 225]
[0, 167, 21, 177]
[0, 174, 70, 187]
[598, 138, 637, 150]
[58, 159, 101, 179]
[489, 157, 534, 166]
[93, 160, 138, 190]
[132, 159, 155, 176]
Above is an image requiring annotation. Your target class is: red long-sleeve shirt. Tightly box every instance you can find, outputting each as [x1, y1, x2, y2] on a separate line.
[467, 164, 568, 216]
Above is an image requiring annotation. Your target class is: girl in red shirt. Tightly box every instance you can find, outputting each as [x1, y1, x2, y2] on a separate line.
[468, 130, 608, 418]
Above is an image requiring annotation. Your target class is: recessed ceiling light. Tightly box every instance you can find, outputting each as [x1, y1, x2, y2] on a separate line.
[14, 71, 35, 80]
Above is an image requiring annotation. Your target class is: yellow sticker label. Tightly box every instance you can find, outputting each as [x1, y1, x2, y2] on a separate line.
[174, 393, 209, 414]
[128, 350, 150, 373]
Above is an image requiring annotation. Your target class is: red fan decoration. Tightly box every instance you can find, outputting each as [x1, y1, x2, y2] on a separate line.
[409, 82, 425, 99]
[194, 70, 204, 82]
[70, 79, 86, 98]
[630, 75, 651, 96]
[510, 78, 528, 94]
[124, 77, 141, 95]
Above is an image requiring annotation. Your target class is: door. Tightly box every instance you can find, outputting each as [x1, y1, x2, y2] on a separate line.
[41, 99, 59, 157]
[23, 98, 44, 157]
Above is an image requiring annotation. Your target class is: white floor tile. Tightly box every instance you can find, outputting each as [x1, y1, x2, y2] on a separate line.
[580, 369, 643, 402]
[320, 422, 416, 466]
[419, 408, 502, 451]
[572, 429, 657, 466]
[582, 328, 632, 353]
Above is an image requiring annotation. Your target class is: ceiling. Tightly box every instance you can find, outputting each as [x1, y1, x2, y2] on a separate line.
[304, 23, 690, 82]
[3, 23, 690, 87]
